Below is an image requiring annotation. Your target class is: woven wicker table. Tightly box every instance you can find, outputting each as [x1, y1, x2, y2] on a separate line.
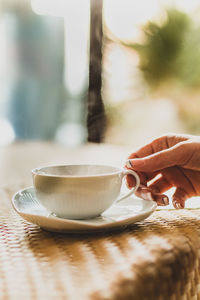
[1, 142, 200, 300]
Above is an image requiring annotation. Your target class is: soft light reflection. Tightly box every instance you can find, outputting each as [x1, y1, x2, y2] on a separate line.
[103, 0, 200, 107]
[160, 0, 200, 13]
[104, 0, 162, 41]
[31, 0, 67, 17]
[104, 0, 200, 42]
[31, 0, 200, 101]
[63, 2, 90, 95]
[0, 119, 15, 145]
[55, 122, 86, 147]
[104, 44, 141, 104]
[31, 0, 90, 95]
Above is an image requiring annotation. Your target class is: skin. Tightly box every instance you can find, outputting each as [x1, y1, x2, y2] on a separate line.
[126, 133, 200, 208]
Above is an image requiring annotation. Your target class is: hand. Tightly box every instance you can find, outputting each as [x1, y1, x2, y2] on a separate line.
[126, 133, 200, 208]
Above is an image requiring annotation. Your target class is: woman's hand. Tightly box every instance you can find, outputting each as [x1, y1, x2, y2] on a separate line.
[126, 134, 200, 208]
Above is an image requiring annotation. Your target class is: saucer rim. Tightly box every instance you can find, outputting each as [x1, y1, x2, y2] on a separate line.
[12, 186, 157, 231]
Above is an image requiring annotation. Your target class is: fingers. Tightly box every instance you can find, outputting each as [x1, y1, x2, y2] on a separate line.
[126, 160, 160, 189]
[128, 134, 190, 160]
[126, 172, 147, 188]
[126, 162, 170, 206]
[126, 153, 192, 208]
[125, 165, 169, 206]
[135, 185, 169, 206]
[172, 187, 188, 209]
[136, 185, 189, 208]
[128, 143, 155, 159]
[126, 175, 170, 206]
[128, 135, 172, 159]
[127, 142, 188, 172]
[148, 176, 173, 194]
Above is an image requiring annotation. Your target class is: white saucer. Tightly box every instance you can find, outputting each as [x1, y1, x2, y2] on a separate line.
[12, 187, 157, 233]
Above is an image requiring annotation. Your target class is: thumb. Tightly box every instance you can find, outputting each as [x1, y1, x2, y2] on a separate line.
[127, 142, 187, 172]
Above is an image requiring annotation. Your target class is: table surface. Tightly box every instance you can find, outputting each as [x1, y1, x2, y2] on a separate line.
[1, 141, 200, 300]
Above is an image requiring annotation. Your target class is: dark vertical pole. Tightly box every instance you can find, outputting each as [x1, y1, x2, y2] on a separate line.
[87, 0, 106, 143]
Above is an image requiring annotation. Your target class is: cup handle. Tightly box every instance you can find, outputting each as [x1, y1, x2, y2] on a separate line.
[116, 169, 140, 203]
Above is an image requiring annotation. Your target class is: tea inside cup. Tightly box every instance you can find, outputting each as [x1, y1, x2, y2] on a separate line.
[32, 164, 140, 219]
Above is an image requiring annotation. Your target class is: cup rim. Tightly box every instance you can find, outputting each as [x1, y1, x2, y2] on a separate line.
[32, 164, 122, 178]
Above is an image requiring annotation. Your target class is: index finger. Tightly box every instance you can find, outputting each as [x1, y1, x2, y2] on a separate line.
[128, 141, 155, 159]
[128, 134, 188, 159]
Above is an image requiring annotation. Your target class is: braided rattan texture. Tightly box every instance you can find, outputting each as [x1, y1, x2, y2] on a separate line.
[1, 187, 200, 300]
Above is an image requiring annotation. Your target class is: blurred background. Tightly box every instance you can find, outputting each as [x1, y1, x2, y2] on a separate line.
[1, 0, 200, 148]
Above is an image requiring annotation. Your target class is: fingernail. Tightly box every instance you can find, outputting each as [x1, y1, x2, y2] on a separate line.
[126, 159, 144, 168]
[173, 201, 182, 209]
[152, 194, 168, 206]
[126, 160, 133, 169]
[162, 196, 169, 206]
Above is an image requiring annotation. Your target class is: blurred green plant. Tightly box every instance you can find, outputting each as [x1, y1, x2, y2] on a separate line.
[177, 26, 200, 87]
[125, 8, 200, 89]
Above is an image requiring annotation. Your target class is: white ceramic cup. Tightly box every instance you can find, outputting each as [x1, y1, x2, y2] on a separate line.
[32, 164, 140, 219]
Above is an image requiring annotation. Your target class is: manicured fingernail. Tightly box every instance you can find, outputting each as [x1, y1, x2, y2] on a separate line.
[126, 159, 144, 168]
[162, 196, 169, 205]
[126, 160, 133, 169]
[173, 201, 182, 209]
[152, 194, 168, 206]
